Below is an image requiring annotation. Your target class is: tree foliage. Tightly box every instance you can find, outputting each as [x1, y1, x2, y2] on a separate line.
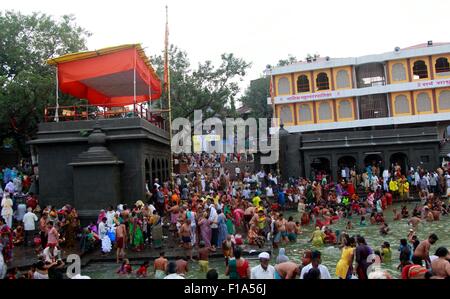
[151, 45, 251, 120]
[0, 11, 90, 154]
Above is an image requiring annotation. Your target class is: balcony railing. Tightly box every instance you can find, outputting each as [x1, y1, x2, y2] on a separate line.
[44, 103, 168, 130]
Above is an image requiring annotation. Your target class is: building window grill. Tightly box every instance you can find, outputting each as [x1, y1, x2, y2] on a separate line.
[316, 72, 330, 90]
[358, 94, 388, 119]
[435, 57, 450, 75]
[297, 75, 310, 93]
[413, 60, 428, 79]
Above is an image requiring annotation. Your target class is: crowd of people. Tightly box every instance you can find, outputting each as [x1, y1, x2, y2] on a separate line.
[1, 153, 449, 279]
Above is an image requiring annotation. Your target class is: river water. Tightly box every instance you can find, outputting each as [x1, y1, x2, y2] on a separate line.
[81, 202, 449, 279]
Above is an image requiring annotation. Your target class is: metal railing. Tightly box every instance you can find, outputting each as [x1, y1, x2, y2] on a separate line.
[44, 103, 168, 130]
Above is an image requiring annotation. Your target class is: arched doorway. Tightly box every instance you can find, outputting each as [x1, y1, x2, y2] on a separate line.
[364, 154, 384, 176]
[337, 156, 357, 179]
[310, 157, 330, 180]
[390, 152, 409, 175]
[151, 159, 156, 184]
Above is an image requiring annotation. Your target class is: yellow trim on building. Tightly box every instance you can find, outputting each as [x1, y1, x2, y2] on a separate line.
[432, 54, 450, 79]
[409, 56, 431, 81]
[276, 104, 296, 126]
[336, 98, 355, 121]
[315, 100, 335, 123]
[388, 59, 409, 84]
[413, 89, 434, 114]
[295, 102, 315, 125]
[313, 69, 332, 92]
[390, 92, 412, 116]
[333, 67, 353, 90]
[275, 75, 292, 96]
[436, 88, 450, 112]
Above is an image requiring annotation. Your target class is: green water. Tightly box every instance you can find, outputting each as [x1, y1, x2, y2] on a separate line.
[81, 202, 449, 279]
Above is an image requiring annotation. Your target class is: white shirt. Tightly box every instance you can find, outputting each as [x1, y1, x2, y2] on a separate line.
[266, 187, 274, 197]
[42, 247, 61, 263]
[164, 273, 185, 279]
[299, 263, 331, 279]
[106, 211, 115, 227]
[98, 222, 108, 239]
[5, 181, 15, 193]
[23, 211, 38, 231]
[250, 264, 276, 279]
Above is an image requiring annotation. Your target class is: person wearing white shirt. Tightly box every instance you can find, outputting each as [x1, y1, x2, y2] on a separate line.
[164, 262, 185, 279]
[300, 251, 331, 279]
[98, 218, 108, 239]
[23, 207, 38, 246]
[250, 252, 276, 279]
[4, 181, 15, 194]
[105, 207, 116, 228]
[382, 169, 390, 192]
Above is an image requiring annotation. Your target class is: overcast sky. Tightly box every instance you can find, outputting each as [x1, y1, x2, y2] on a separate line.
[3, 0, 449, 100]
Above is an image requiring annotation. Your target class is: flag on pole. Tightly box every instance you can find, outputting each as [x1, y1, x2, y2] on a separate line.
[164, 5, 169, 92]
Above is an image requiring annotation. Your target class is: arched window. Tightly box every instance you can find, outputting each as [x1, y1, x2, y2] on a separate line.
[392, 63, 407, 81]
[318, 101, 332, 120]
[417, 92, 432, 113]
[296, 75, 310, 93]
[165, 159, 169, 180]
[151, 158, 156, 183]
[435, 57, 450, 74]
[316, 72, 330, 90]
[157, 159, 162, 182]
[413, 60, 428, 79]
[336, 70, 350, 88]
[338, 100, 352, 119]
[279, 106, 293, 124]
[277, 77, 290, 95]
[145, 159, 150, 183]
[394, 95, 410, 114]
[298, 104, 312, 122]
[438, 90, 450, 110]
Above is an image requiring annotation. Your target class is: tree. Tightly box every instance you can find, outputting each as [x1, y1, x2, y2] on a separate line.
[239, 77, 272, 119]
[151, 45, 251, 121]
[239, 56, 301, 120]
[0, 11, 90, 155]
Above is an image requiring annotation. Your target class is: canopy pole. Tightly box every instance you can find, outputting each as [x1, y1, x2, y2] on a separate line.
[133, 48, 137, 116]
[55, 66, 59, 122]
[166, 5, 174, 186]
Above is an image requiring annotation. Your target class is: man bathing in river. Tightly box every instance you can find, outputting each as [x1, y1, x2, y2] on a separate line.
[274, 261, 301, 279]
[154, 251, 168, 279]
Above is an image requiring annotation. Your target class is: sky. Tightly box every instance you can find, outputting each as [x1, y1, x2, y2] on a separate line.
[2, 0, 450, 102]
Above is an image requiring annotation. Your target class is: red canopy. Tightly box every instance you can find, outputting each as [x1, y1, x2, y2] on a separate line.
[47, 44, 161, 107]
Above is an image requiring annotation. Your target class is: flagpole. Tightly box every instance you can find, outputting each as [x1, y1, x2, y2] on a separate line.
[55, 66, 59, 122]
[166, 5, 174, 186]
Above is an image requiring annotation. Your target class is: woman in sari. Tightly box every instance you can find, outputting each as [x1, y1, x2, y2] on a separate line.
[309, 226, 325, 247]
[217, 210, 228, 248]
[198, 212, 211, 248]
[128, 214, 144, 251]
[64, 217, 79, 249]
[0, 218, 13, 263]
[151, 211, 163, 249]
[223, 204, 235, 235]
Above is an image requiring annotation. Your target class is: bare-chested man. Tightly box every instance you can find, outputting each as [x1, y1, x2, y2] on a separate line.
[285, 216, 297, 242]
[198, 240, 214, 273]
[274, 261, 301, 279]
[431, 247, 450, 278]
[179, 219, 193, 261]
[414, 234, 439, 269]
[424, 208, 434, 222]
[176, 257, 189, 276]
[154, 251, 168, 279]
[115, 222, 127, 263]
[244, 206, 256, 230]
[408, 216, 421, 230]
